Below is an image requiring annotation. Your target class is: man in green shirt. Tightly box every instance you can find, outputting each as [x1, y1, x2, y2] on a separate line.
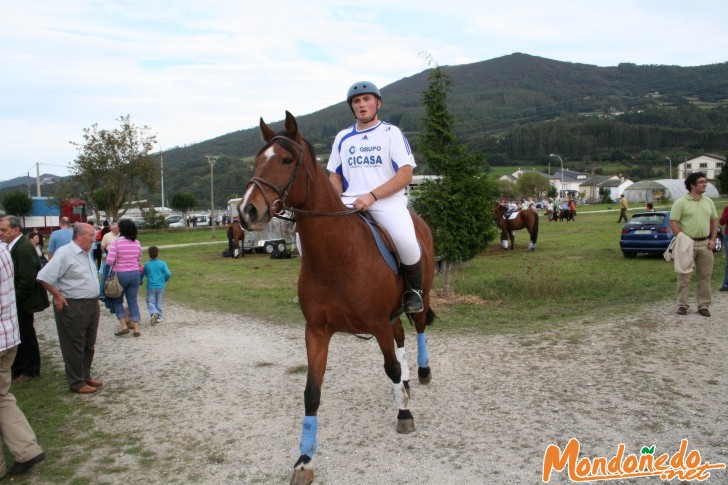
[617, 194, 629, 222]
[669, 172, 719, 317]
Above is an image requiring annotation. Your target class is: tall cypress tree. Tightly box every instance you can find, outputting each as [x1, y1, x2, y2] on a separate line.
[412, 61, 497, 294]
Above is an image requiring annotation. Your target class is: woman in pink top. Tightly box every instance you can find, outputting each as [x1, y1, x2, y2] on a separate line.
[106, 219, 143, 336]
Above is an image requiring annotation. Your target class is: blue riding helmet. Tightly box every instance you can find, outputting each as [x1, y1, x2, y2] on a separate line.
[346, 81, 381, 105]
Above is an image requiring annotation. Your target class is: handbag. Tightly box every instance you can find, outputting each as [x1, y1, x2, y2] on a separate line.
[104, 252, 124, 299]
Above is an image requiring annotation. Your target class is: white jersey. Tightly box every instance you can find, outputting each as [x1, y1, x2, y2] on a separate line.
[327, 121, 415, 197]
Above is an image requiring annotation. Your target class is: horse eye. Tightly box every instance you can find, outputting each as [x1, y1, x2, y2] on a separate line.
[282, 157, 294, 165]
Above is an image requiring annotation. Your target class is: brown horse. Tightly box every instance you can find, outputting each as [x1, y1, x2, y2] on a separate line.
[226, 221, 246, 258]
[493, 204, 539, 251]
[239, 112, 436, 484]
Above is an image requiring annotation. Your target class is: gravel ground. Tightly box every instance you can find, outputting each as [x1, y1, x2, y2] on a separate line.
[32, 293, 728, 484]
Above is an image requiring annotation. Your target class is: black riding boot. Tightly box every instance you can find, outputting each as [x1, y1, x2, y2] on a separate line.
[401, 262, 424, 314]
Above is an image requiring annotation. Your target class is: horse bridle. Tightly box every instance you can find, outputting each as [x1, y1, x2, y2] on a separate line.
[246, 135, 357, 220]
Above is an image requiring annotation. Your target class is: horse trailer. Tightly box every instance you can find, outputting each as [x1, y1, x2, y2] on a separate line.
[227, 198, 295, 253]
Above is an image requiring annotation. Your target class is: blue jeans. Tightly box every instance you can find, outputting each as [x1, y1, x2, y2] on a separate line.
[111, 271, 141, 322]
[146, 288, 165, 319]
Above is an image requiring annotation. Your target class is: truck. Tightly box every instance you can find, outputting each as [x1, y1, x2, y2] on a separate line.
[21, 197, 88, 234]
[227, 198, 295, 253]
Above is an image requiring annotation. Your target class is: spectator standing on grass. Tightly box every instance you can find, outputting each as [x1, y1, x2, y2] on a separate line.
[98, 223, 119, 311]
[646, 202, 655, 212]
[92, 221, 108, 270]
[106, 219, 143, 337]
[669, 172, 718, 317]
[141, 246, 171, 325]
[0, 244, 46, 478]
[0, 216, 50, 385]
[30, 228, 43, 250]
[29, 233, 46, 268]
[37, 223, 103, 394]
[617, 194, 629, 223]
[719, 204, 728, 292]
[568, 197, 576, 221]
[46, 217, 73, 260]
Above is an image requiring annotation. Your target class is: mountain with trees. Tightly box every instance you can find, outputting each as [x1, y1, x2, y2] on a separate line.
[4, 53, 728, 211]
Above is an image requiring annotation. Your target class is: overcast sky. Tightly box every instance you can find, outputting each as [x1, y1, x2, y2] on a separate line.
[1, 0, 727, 183]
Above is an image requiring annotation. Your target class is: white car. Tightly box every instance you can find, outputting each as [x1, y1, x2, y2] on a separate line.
[165, 215, 184, 225]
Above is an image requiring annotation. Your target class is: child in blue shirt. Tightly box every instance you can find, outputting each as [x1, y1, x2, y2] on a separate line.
[141, 246, 171, 325]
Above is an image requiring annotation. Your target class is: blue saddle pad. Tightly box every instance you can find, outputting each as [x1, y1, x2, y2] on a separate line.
[356, 213, 398, 275]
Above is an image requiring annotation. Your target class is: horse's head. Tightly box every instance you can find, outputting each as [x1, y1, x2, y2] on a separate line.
[493, 204, 506, 218]
[240, 111, 314, 231]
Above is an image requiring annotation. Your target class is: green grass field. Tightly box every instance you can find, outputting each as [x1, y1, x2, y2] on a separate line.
[139, 203, 727, 335]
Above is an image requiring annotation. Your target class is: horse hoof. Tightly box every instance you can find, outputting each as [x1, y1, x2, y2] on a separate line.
[418, 366, 432, 384]
[397, 418, 415, 434]
[290, 469, 313, 485]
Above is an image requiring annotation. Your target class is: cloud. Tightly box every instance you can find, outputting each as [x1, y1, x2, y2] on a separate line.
[1, 0, 726, 181]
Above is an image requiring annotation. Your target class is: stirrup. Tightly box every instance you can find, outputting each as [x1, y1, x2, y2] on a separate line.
[403, 289, 424, 314]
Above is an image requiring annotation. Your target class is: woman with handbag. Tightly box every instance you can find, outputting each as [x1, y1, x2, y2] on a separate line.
[106, 219, 143, 337]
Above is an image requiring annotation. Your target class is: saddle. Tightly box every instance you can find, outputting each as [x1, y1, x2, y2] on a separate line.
[356, 212, 400, 274]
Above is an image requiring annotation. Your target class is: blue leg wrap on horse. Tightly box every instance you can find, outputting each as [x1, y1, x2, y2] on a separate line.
[300, 416, 318, 457]
[417, 332, 429, 368]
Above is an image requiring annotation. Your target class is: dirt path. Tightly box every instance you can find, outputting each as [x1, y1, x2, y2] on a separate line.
[33, 294, 728, 484]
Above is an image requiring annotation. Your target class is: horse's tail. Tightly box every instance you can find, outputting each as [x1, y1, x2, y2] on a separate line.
[531, 212, 539, 244]
[405, 306, 436, 327]
[425, 307, 436, 326]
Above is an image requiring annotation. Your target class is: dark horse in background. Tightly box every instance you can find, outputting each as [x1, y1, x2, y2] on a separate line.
[239, 112, 436, 485]
[493, 204, 539, 251]
[226, 221, 246, 258]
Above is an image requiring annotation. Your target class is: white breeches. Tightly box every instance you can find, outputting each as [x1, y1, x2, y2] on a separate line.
[342, 195, 421, 265]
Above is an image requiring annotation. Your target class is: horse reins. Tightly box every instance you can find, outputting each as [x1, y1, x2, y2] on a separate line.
[246, 135, 358, 220]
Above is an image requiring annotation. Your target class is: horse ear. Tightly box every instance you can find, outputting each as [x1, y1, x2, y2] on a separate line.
[260, 117, 275, 142]
[284, 111, 298, 136]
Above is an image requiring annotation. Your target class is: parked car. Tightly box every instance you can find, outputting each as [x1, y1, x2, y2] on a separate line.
[119, 217, 146, 229]
[168, 219, 187, 228]
[620, 210, 723, 258]
[165, 215, 184, 225]
[186, 214, 209, 226]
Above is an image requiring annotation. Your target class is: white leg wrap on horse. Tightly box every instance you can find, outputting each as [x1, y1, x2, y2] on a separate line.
[395, 346, 410, 382]
[392, 381, 409, 410]
[502, 240, 509, 249]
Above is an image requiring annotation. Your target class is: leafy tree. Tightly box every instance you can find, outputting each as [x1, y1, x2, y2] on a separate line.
[547, 184, 558, 199]
[141, 206, 166, 229]
[411, 58, 497, 295]
[717, 154, 728, 193]
[598, 187, 613, 203]
[516, 172, 550, 199]
[2, 191, 33, 216]
[69, 115, 158, 221]
[496, 179, 517, 199]
[170, 192, 197, 226]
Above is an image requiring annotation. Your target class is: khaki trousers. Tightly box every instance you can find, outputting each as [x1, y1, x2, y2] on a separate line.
[0, 346, 43, 475]
[676, 240, 714, 310]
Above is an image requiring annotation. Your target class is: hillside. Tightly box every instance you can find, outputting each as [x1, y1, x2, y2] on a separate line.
[6, 53, 728, 208]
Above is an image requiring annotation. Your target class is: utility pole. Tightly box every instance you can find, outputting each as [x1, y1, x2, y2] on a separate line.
[36, 162, 41, 196]
[666, 157, 672, 179]
[206, 155, 219, 238]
